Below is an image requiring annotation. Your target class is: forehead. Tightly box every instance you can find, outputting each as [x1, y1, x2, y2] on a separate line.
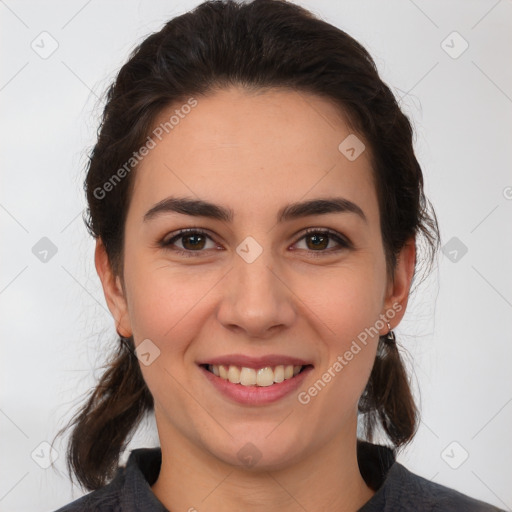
[129, 87, 378, 223]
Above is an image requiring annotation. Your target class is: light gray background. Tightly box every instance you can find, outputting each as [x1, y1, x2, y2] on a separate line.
[1, 1, 511, 510]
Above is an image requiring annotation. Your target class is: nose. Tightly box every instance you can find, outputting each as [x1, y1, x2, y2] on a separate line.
[216, 247, 296, 339]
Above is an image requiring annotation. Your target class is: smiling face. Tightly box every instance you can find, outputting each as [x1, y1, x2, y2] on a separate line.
[96, 86, 413, 471]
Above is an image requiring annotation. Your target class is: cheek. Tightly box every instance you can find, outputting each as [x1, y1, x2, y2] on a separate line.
[292, 262, 385, 341]
[295, 276, 381, 434]
[124, 262, 217, 418]
[291, 265, 382, 402]
[124, 252, 220, 343]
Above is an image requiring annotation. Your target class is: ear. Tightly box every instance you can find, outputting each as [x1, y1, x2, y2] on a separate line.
[94, 237, 132, 338]
[381, 237, 416, 332]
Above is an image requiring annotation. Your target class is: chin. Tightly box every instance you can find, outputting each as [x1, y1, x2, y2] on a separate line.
[207, 431, 306, 472]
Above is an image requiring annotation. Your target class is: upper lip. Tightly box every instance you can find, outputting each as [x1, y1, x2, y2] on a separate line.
[198, 354, 313, 369]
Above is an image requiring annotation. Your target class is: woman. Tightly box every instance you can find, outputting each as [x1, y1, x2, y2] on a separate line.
[54, 0, 504, 510]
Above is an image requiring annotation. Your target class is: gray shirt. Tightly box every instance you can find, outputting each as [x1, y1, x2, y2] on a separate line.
[54, 441, 505, 511]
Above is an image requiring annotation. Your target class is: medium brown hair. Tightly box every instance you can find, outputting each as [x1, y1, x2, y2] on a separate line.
[56, 0, 440, 491]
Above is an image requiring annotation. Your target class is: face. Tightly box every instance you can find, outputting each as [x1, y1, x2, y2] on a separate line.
[97, 86, 414, 470]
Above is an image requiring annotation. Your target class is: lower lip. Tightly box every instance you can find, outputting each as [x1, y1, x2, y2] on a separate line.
[199, 365, 313, 406]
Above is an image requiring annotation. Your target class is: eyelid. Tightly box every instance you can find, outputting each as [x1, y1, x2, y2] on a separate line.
[160, 228, 220, 257]
[162, 227, 213, 245]
[296, 227, 352, 251]
[159, 226, 352, 255]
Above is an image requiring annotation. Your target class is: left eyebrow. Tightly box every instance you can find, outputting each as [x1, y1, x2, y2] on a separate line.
[278, 197, 367, 224]
[143, 196, 367, 224]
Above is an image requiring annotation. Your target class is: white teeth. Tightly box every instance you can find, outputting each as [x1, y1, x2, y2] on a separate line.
[208, 363, 305, 386]
[240, 367, 257, 386]
[219, 364, 228, 379]
[274, 365, 284, 383]
[227, 365, 241, 384]
[256, 367, 274, 387]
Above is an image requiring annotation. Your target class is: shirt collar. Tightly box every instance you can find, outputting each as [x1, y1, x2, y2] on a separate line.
[118, 440, 397, 510]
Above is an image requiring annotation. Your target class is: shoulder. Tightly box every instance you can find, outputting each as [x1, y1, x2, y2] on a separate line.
[52, 469, 125, 512]
[357, 441, 504, 512]
[53, 447, 164, 512]
[369, 462, 505, 511]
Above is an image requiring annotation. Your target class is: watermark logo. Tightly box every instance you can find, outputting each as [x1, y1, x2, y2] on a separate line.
[237, 442, 262, 467]
[338, 134, 366, 161]
[32, 237, 58, 263]
[441, 236, 468, 263]
[441, 441, 469, 469]
[135, 338, 161, 366]
[31, 31, 59, 59]
[93, 97, 198, 200]
[236, 236, 263, 264]
[31, 441, 58, 469]
[297, 303, 402, 405]
[441, 31, 469, 60]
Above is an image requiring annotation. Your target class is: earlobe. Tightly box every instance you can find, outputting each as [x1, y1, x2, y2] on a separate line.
[94, 238, 132, 338]
[383, 238, 416, 329]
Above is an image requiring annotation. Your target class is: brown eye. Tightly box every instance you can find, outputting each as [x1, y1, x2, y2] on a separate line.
[294, 228, 351, 254]
[160, 229, 218, 256]
[181, 233, 207, 250]
[305, 233, 330, 250]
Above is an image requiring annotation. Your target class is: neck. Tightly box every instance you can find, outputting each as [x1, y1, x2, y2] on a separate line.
[151, 416, 375, 512]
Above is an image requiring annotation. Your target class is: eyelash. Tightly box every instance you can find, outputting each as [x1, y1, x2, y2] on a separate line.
[159, 227, 352, 258]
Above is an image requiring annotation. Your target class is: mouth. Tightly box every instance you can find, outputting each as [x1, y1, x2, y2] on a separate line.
[200, 363, 314, 387]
